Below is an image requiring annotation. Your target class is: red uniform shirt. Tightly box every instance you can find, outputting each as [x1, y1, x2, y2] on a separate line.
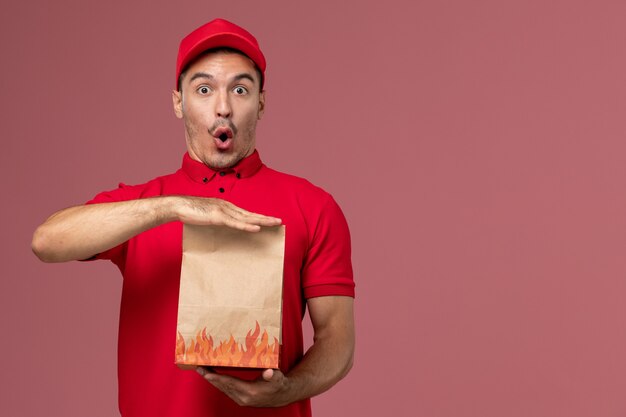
[87, 150, 354, 417]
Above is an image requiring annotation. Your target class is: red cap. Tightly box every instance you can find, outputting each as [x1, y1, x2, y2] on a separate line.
[175, 19, 266, 90]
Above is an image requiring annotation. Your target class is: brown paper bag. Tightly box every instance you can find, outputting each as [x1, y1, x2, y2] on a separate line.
[175, 224, 285, 369]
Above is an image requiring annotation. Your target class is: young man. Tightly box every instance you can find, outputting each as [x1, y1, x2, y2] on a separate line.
[32, 19, 354, 417]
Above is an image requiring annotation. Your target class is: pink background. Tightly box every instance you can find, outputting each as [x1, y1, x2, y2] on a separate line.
[2, 0, 626, 416]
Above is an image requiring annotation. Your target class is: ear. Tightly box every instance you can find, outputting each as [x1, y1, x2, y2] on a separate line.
[172, 90, 183, 119]
[257, 91, 265, 120]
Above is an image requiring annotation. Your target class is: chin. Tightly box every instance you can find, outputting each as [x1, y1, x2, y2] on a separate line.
[204, 153, 240, 170]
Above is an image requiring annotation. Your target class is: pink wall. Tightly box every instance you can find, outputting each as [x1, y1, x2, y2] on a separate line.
[2, 0, 626, 416]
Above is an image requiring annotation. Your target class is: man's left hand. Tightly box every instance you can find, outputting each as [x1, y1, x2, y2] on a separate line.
[197, 367, 291, 407]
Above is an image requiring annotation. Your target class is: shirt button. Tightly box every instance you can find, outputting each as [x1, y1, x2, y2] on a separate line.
[202, 177, 208, 183]
[236, 173, 241, 179]
[219, 172, 226, 177]
[219, 187, 225, 193]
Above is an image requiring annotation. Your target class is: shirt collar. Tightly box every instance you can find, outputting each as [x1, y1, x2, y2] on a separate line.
[181, 150, 264, 184]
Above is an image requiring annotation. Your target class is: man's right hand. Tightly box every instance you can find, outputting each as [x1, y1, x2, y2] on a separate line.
[171, 196, 281, 232]
[32, 196, 281, 263]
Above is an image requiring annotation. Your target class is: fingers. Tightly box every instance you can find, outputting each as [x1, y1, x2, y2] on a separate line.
[218, 214, 263, 232]
[216, 211, 278, 233]
[195, 366, 215, 376]
[220, 204, 281, 230]
[176, 196, 281, 230]
[261, 368, 285, 382]
[225, 205, 282, 227]
[196, 367, 232, 388]
[262, 368, 274, 381]
[196, 368, 251, 406]
[266, 369, 286, 385]
[194, 367, 287, 407]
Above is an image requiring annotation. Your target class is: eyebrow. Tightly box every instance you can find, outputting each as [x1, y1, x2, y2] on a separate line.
[188, 72, 213, 83]
[233, 73, 256, 84]
[187, 72, 256, 85]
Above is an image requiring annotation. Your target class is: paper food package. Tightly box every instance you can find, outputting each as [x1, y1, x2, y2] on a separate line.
[175, 224, 285, 369]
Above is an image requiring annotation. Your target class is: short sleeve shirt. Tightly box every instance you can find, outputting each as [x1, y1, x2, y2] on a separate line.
[87, 151, 354, 417]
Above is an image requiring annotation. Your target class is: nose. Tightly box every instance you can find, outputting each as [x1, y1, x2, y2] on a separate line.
[215, 91, 232, 118]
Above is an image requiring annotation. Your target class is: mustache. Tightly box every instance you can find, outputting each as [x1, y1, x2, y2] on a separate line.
[209, 120, 238, 136]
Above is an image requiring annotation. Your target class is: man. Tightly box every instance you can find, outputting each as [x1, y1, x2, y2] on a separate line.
[32, 18, 355, 417]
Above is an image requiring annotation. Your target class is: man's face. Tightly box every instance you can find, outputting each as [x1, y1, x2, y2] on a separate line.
[172, 50, 265, 169]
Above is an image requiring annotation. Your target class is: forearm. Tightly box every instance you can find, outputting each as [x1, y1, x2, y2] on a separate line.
[32, 197, 176, 263]
[277, 296, 354, 405]
[283, 325, 354, 404]
[32, 195, 282, 263]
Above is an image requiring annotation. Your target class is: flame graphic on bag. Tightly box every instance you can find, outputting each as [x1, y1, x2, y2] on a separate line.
[176, 321, 279, 368]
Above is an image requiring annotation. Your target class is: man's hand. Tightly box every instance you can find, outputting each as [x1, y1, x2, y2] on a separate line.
[196, 367, 292, 407]
[172, 196, 281, 232]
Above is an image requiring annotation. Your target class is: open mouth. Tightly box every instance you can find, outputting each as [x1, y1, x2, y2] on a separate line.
[213, 126, 234, 139]
[212, 126, 234, 150]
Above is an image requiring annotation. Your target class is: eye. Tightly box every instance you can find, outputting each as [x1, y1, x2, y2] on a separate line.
[233, 86, 248, 95]
[197, 86, 211, 95]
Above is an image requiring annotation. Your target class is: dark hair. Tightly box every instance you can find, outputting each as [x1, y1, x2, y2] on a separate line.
[177, 47, 264, 92]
